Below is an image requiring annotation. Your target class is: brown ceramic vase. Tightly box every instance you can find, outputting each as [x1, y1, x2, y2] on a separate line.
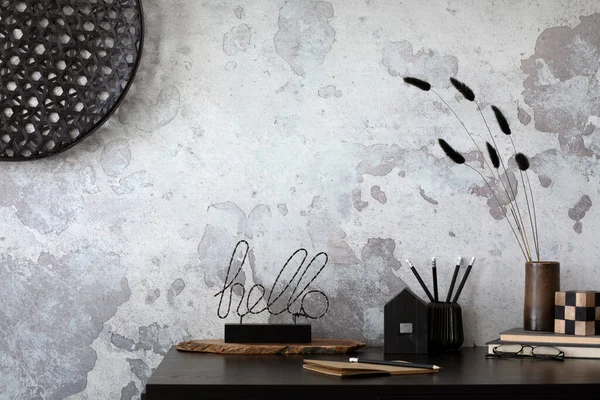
[523, 261, 560, 331]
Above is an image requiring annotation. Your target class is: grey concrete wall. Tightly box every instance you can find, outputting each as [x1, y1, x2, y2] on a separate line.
[2, 0, 600, 398]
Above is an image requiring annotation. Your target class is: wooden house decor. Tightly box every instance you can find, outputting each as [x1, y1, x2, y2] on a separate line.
[384, 288, 429, 354]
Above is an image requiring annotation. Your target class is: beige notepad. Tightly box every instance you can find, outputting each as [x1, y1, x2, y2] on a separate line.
[302, 359, 439, 377]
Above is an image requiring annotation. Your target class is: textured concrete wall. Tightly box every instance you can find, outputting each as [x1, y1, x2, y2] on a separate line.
[2, 0, 600, 398]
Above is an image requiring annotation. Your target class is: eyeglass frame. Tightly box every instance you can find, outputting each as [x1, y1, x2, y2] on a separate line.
[486, 344, 565, 361]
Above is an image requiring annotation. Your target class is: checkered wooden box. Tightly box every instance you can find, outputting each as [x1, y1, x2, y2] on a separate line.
[554, 291, 600, 336]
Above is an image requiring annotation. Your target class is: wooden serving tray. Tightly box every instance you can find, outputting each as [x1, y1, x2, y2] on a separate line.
[176, 339, 366, 355]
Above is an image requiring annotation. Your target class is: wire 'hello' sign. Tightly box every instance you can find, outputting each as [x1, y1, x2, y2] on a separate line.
[215, 240, 330, 324]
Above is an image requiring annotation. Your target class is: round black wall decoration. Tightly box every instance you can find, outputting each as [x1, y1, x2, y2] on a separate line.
[0, 0, 144, 161]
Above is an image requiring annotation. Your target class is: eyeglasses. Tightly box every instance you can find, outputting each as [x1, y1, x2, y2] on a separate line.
[486, 344, 565, 361]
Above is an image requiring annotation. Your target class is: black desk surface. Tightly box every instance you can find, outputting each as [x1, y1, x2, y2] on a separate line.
[143, 346, 600, 399]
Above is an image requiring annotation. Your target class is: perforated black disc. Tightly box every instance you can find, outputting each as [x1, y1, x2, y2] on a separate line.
[0, 0, 143, 161]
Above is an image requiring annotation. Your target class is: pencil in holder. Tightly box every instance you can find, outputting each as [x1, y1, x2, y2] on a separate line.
[428, 302, 464, 353]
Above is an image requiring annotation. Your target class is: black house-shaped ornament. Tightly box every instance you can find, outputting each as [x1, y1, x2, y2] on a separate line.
[384, 287, 428, 354]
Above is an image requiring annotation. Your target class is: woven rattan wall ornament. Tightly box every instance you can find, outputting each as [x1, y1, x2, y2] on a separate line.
[0, 0, 144, 161]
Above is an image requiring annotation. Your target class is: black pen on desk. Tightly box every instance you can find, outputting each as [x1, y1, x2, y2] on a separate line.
[445, 257, 462, 303]
[406, 259, 435, 302]
[431, 257, 439, 302]
[349, 357, 441, 370]
[452, 257, 476, 303]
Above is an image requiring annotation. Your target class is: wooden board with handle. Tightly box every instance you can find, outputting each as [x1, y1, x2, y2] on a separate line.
[176, 339, 366, 355]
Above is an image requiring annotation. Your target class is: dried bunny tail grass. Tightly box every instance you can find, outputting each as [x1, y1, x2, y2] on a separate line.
[450, 77, 475, 101]
[403, 77, 431, 91]
[486, 142, 500, 168]
[491, 105, 511, 135]
[438, 138, 466, 164]
[515, 153, 530, 171]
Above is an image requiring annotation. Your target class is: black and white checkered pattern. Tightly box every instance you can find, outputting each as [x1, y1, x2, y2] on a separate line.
[555, 291, 600, 336]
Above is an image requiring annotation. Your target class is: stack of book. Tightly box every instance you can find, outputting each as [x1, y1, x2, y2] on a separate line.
[487, 328, 600, 359]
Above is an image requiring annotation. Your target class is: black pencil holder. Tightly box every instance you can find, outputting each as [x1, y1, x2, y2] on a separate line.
[428, 302, 464, 353]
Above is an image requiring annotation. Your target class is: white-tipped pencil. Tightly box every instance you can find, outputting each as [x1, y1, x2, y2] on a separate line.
[445, 256, 463, 303]
[406, 259, 434, 302]
[452, 257, 476, 303]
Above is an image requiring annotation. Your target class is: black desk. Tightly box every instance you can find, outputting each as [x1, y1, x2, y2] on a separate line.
[142, 347, 600, 399]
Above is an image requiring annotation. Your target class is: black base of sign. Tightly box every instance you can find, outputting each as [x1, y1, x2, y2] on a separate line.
[224, 324, 312, 344]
